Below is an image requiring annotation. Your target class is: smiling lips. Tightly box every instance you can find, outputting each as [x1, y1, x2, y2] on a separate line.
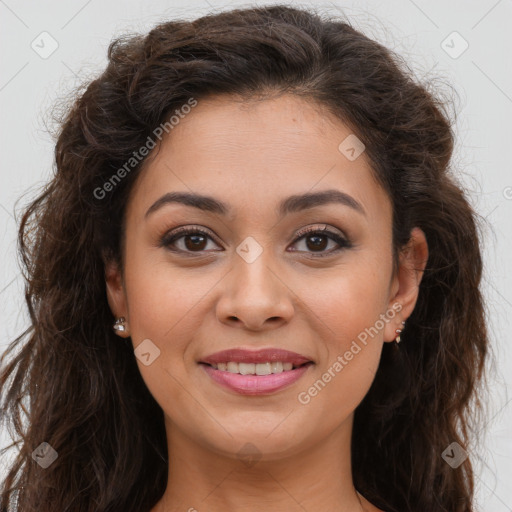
[199, 348, 314, 395]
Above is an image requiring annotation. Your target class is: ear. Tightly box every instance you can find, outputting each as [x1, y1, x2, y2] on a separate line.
[384, 227, 429, 342]
[104, 257, 130, 338]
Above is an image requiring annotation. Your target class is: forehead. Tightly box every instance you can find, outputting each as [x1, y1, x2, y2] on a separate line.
[127, 94, 390, 225]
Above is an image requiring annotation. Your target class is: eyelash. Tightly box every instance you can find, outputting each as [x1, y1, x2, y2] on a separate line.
[160, 225, 352, 258]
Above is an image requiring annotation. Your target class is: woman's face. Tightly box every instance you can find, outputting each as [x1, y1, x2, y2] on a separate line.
[106, 93, 427, 462]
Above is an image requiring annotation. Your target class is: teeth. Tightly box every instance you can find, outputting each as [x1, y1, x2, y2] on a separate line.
[211, 361, 300, 374]
[256, 362, 272, 375]
[271, 362, 283, 373]
[227, 362, 238, 373]
[239, 362, 255, 375]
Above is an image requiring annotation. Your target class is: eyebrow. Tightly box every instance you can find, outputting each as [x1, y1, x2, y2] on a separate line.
[144, 189, 366, 219]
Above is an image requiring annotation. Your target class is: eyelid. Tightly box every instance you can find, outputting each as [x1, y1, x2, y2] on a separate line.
[159, 223, 352, 256]
[289, 224, 352, 257]
[293, 224, 346, 241]
[159, 225, 220, 249]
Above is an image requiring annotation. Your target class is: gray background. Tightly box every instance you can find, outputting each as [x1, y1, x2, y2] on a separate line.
[0, 0, 511, 509]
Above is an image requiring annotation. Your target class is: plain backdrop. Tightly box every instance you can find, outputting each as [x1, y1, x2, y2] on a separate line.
[0, 0, 511, 509]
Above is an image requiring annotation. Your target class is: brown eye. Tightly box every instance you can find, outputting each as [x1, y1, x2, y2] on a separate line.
[289, 226, 351, 257]
[160, 225, 351, 257]
[160, 227, 221, 254]
[182, 233, 208, 251]
[304, 234, 329, 251]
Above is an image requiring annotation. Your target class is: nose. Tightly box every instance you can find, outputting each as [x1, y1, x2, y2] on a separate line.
[215, 248, 295, 331]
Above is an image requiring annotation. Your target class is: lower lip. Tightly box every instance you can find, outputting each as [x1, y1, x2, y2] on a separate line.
[201, 363, 313, 395]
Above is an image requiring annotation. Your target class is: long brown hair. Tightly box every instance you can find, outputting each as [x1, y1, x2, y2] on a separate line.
[0, 5, 488, 511]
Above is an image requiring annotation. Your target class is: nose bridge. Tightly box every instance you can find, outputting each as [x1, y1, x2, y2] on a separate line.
[217, 234, 294, 329]
[235, 236, 276, 293]
[233, 234, 281, 301]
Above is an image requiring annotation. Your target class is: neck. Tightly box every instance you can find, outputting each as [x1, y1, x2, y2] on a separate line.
[153, 413, 371, 512]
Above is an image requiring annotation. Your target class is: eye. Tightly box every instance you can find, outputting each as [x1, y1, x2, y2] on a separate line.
[289, 225, 351, 257]
[160, 226, 221, 254]
[160, 224, 352, 257]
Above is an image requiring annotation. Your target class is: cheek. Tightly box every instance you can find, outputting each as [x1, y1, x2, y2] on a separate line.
[122, 258, 202, 427]
[121, 250, 232, 412]
[123, 246, 214, 341]
[298, 254, 391, 345]
[295, 272, 388, 417]
[293, 256, 390, 405]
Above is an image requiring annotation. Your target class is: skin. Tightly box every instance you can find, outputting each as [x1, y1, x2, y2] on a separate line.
[105, 93, 428, 512]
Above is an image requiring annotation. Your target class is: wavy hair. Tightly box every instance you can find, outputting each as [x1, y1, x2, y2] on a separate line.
[0, 4, 488, 511]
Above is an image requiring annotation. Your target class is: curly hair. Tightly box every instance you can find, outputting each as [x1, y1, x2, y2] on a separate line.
[0, 4, 488, 511]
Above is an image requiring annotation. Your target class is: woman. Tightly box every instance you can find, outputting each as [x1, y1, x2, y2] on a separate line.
[0, 4, 488, 511]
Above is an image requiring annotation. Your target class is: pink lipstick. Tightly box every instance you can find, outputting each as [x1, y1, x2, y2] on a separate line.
[199, 348, 314, 395]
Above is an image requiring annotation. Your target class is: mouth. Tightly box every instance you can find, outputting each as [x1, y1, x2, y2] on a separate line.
[198, 348, 314, 395]
[200, 360, 312, 375]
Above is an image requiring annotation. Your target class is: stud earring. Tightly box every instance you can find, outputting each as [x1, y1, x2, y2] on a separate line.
[395, 320, 406, 344]
[113, 317, 127, 333]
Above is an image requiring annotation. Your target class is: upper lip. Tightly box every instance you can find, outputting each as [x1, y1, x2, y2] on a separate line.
[200, 348, 313, 366]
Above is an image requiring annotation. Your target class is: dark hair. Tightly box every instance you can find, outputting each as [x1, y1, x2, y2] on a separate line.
[0, 4, 488, 511]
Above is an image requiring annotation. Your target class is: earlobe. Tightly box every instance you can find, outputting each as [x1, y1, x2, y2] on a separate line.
[104, 259, 129, 335]
[384, 227, 429, 342]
